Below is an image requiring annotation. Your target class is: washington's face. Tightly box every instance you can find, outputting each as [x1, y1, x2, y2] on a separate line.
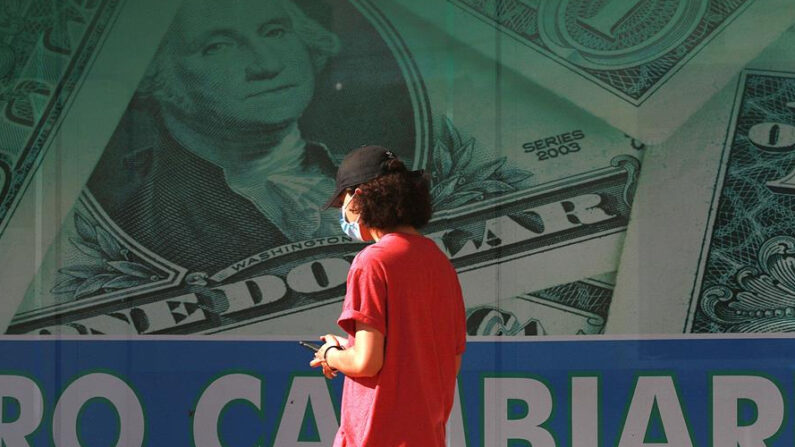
[168, 0, 315, 128]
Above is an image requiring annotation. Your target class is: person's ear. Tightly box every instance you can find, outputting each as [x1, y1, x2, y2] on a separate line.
[354, 187, 363, 195]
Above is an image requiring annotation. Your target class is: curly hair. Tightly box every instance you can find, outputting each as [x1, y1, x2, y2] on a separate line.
[349, 159, 432, 230]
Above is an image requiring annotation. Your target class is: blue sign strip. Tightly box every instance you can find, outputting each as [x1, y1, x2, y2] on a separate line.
[0, 337, 794, 446]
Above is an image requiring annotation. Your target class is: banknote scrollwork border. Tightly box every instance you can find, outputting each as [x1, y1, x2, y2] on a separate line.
[700, 235, 795, 332]
[610, 154, 640, 208]
[466, 305, 538, 336]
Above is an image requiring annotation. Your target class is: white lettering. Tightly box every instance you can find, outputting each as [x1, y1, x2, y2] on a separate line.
[713, 375, 784, 447]
[483, 377, 554, 447]
[274, 376, 339, 446]
[618, 376, 692, 447]
[448, 380, 467, 447]
[572, 376, 599, 447]
[193, 373, 262, 447]
[0, 375, 43, 447]
[53, 373, 144, 447]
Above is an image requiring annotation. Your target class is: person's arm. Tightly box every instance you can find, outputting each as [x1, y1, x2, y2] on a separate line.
[455, 353, 462, 375]
[319, 322, 384, 378]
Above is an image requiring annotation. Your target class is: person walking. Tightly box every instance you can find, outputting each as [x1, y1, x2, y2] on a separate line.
[310, 145, 467, 447]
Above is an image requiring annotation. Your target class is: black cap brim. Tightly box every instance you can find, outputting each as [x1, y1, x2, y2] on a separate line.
[321, 169, 426, 210]
[322, 146, 427, 210]
[321, 185, 347, 210]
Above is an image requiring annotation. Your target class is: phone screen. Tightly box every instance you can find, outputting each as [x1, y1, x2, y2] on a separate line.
[299, 341, 321, 352]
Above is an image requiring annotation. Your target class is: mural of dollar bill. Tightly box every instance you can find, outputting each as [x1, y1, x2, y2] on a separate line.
[466, 273, 615, 336]
[0, 0, 181, 330]
[0, 0, 123, 235]
[8, 0, 641, 335]
[608, 28, 795, 334]
[391, 0, 795, 144]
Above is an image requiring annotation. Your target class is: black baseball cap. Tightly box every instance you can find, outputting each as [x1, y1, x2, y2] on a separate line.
[322, 145, 416, 209]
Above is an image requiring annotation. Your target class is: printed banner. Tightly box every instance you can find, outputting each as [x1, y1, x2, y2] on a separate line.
[1, 336, 794, 446]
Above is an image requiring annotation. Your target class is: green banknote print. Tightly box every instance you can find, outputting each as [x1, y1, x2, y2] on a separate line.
[0, 0, 124, 236]
[691, 71, 795, 333]
[0, 0, 181, 330]
[11, 0, 641, 335]
[392, 0, 795, 143]
[608, 29, 795, 334]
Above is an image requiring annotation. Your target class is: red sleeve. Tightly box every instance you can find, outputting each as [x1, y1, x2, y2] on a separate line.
[337, 261, 388, 337]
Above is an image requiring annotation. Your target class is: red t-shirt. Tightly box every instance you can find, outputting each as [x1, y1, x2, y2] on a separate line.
[334, 232, 467, 447]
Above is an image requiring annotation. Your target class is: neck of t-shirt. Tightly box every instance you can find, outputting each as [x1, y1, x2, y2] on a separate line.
[370, 226, 422, 242]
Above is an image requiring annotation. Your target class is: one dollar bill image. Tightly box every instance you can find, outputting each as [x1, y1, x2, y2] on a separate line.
[0, 0, 124, 236]
[607, 28, 795, 334]
[223, 272, 617, 337]
[465, 273, 616, 336]
[391, 0, 795, 144]
[10, 0, 642, 336]
[0, 0, 181, 330]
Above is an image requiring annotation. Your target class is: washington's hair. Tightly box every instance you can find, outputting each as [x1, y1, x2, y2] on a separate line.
[137, 0, 341, 109]
[349, 158, 433, 230]
[278, 0, 340, 70]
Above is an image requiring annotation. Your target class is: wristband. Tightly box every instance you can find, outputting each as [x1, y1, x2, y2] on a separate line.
[324, 345, 343, 371]
[324, 345, 343, 361]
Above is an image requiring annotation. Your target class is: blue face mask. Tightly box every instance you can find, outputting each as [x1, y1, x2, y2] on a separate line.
[340, 195, 366, 241]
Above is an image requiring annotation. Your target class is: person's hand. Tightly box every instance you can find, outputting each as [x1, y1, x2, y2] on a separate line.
[309, 356, 337, 379]
[309, 334, 344, 379]
[320, 334, 346, 349]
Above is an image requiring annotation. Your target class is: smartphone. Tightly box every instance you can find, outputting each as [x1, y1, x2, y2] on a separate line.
[299, 341, 322, 352]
